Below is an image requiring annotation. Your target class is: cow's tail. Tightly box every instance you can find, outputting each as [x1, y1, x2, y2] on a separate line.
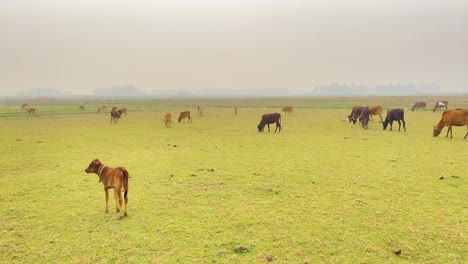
[121, 168, 129, 199]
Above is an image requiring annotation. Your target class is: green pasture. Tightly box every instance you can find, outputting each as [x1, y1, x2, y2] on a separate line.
[0, 97, 466, 263]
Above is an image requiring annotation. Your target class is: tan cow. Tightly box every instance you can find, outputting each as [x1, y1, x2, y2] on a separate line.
[84, 159, 129, 219]
[369, 105, 384, 123]
[21, 104, 29, 109]
[97, 105, 107, 113]
[433, 109, 468, 139]
[119, 107, 127, 117]
[164, 112, 172, 128]
[197, 104, 203, 117]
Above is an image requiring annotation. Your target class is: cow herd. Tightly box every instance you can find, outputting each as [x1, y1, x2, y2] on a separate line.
[346, 100, 467, 139]
[19, 100, 467, 138]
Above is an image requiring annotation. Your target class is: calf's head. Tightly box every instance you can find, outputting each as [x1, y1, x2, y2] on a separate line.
[257, 122, 264, 132]
[433, 126, 442, 137]
[382, 121, 389, 130]
[85, 159, 102, 174]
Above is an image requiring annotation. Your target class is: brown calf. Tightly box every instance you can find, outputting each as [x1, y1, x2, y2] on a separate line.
[433, 109, 468, 139]
[164, 112, 172, 128]
[282, 106, 294, 115]
[26, 108, 37, 116]
[178, 111, 192, 123]
[84, 159, 129, 219]
[21, 103, 29, 109]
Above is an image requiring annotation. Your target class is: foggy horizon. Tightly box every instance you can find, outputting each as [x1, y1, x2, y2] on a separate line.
[2, 0, 468, 95]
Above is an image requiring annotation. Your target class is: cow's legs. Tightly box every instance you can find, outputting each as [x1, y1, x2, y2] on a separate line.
[397, 120, 401, 131]
[104, 188, 109, 213]
[267, 123, 270, 132]
[445, 126, 451, 138]
[402, 119, 406, 131]
[389, 121, 393, 131]
[116, 189, 123, 219]
[114, 190, 120, 212]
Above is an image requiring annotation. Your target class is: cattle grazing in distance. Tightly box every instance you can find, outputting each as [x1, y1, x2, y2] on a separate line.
[348, 106, 364, 124]
[178, 111, 192, 123]
[433, 109, 468, 139]
[411, 101, 426, 111]
[368, 105, 384, 123]
[383, 109, 406, 131]
[360, 106, 370, 130]
[110, 108, 122, 124]
[433, 100, 448, 113]
[21, 104, 29, 109]
[119, 107, 127, 117]
[79, 105, 85, 110]
[234, 105, 238, 116]
[97, 105, 107, 113]
[258, 113, 282, 133]
[282, 106, 294, 116]
[25, 108, 37, 116]
[164, 112, 172, 128]
[84, 159, 129, 219]
[197, 105, 203, 117]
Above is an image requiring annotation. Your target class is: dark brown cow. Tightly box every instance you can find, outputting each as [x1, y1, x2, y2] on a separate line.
[282, 106, 294, 116]
[110, 108, 122, 124]
[433, 100, 448, 113]
[119, 107, 127, 117]
[383, 109, 406, 131]
[258, 113, 282, 133]
[348, 106, 364, 124]
[21, 104, 29, 109]
[411, 101, 426, 111]
[360, 106, 370, 130]
[97, 105, 106, 113]
[433, 109, 468, 139]
[25, 108, 37, 116]
[84, 159, 129, 219]
[79, 105, 85, 110]
[164, 112, 172, 128]
[368, 105, 383, 123]
[178, 111, 192, 123]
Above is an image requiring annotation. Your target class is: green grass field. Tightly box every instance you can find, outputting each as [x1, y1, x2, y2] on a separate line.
[0, 97, 466, 263]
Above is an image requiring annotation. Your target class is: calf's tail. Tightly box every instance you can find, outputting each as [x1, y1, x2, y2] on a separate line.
[121, 168, 129, 199]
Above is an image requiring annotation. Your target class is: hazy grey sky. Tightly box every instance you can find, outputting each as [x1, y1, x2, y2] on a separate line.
[1, 0, 467, 94]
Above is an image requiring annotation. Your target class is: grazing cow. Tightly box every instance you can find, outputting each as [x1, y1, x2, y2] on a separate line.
[411, 101, 426, 111]
[257, 113, 282, 133]
[25, 108, 37, 116]
[79, 105, 85, 110]
[84, 159, 129, 219]
[21, 104, 29, 109]
[383, 108, 406, 131]
[368, 105, 384, 123]
[178, 111, 192, 123]
[348, 106, 364, 124]
[433, 109, 468, 139]
[110, 108, 122, 124]
[433, 100, 448, 113]
[234, 105, 238, 116]
[97, 105, 107, 113]
[197, 105, 203, 117]
[360, 106, 370, 130]
[282, 106, 294, 116]
[164, 112, 172, 128]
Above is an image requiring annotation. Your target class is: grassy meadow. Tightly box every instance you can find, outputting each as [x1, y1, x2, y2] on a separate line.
[0, 96, 466, 263]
